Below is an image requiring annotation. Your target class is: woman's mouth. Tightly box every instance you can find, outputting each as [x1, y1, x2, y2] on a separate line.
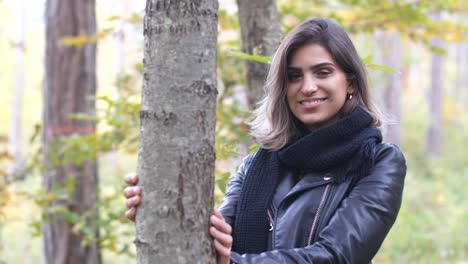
[301, 99, 326, 105]
[300, 98, 326, 109]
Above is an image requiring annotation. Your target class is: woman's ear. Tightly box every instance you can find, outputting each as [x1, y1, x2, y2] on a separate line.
[346, 75, 355, 94]
[347, 84, 354, 95]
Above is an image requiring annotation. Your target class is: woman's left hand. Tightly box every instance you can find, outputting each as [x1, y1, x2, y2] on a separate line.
[210, 209, 233, 264]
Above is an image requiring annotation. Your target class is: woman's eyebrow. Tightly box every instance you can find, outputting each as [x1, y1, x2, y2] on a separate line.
[287, 62, 335, 71]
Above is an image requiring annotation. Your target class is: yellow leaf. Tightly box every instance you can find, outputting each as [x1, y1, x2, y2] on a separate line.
[61, 35, 91, 46]
[334, 10, 357, 23]
[47, 192, 58, 202]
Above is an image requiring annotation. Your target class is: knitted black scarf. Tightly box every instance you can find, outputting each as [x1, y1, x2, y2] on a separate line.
[232, 106, 383, 254]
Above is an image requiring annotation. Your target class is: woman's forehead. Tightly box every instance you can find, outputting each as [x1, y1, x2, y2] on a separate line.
[288, 44, 336, 67]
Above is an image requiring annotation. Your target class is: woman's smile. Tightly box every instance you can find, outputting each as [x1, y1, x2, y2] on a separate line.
[286, 44, 353, 131]
[299, 98, 327, 110]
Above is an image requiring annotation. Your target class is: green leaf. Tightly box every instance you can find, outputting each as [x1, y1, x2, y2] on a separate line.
[107, 15, 121, 21]
[29, 123, 42, 144]
[215, 171, 231, 194]
[249, 143, 260, 154]
[367, 63, 400, 74]
[69, 113, 99, 122]
[361, 54, 373, 65]
[227, 50, 272, 64]
[429, 45, 446, 55]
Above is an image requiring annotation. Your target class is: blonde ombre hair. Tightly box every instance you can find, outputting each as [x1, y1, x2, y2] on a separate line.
[249, 18, 382, 150]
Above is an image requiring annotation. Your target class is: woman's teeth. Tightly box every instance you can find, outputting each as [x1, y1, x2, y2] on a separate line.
[302, 99, 325, 105]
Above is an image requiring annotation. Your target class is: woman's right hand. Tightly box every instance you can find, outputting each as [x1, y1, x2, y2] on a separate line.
[124, 173, 142, 222]
[210, 209, 233, 264]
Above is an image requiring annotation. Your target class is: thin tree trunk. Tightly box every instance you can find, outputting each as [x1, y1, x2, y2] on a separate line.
[43, 1, 101, 263]
[114, 0, 128, 75]
[426, 13, 445, 157]
[136, 1, 218, 263]
[456, 42, 468, 106]
[8, 0, 26, 180]
[382, 31, 402, 146]
[372, 30, 386, 111]
[236, 0, 282, 109]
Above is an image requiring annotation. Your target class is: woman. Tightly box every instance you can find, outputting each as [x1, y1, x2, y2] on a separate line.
[125, 18, 406, 263]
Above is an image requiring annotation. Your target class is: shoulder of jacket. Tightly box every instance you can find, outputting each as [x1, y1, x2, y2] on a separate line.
[375, 143, 405, 159]
[237, 153, 256, 175]
[374, 143, 406, 168]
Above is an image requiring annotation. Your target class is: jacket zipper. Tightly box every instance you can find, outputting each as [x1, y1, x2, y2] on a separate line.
[271, 178, 332, 248]
[267, 209, 274, 231]
[307, 183, 332, 246]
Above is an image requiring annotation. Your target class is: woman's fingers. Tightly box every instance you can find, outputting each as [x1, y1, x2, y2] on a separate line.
[123, 174, 141, 208]
[124, 186, 141, 198]
[210, 226, 233, 247]
[213, 239, 231, 257]
[213, 209, 225, 221]
[126, 195, 141, 208]
[210, 212, 233, 248]
[209, 211, 232, 264]
[124, 173, 141, 222]
[210, 214, 232, 235]
[124, 173, 138, 186]
[125, 207, 136, 222]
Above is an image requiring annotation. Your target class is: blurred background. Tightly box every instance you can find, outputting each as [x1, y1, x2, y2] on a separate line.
[0, 0, 467, 263]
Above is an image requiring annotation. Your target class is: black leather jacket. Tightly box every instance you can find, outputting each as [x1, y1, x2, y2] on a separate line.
[219, 143, 406, 264]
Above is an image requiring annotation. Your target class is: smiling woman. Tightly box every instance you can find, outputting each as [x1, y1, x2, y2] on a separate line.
[249, 18, 380, 151]
[286, 44, 352, 131]
[125, 17, 406, 264]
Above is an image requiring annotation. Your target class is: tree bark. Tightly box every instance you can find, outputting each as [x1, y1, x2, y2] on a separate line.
[8, 0, 26, 180]
[136, 1, 218, 263]
[426, 13, 445, 157]
[236, 0, 282, 108]
[382, 31, 402, 146]
[43, 1, 101, 263]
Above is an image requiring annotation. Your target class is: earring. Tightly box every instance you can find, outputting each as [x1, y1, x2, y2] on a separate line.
[347, 94, 353, 100]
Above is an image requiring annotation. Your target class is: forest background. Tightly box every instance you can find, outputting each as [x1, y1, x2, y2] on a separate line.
[0, 0, 467, 263]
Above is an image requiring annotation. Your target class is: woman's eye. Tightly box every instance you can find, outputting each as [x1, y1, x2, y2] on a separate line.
[288, 72, 303, 81]
[316, 71, 331, 78]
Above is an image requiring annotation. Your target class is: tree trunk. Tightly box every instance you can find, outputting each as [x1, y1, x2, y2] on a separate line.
[426, 13, 445, 157]
[43, 1, 101, 263]
[8, 0, 27, 180]
[382, 31, 402, 146]
[456, 42, 468, 106]
[114, 0, 128, 75]
[236, 0, 282, 108]
[136, 1, 218, 263]
[372, 30, 386, 114]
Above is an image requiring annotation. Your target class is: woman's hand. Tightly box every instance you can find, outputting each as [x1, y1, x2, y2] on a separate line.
[124, 173, 142, 222]
[210, 209, 233, 264]
[125, 174, 233, 264]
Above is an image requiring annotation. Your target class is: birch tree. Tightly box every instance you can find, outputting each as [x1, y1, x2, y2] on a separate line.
[382, 31, 402, 146]
[426, 12, 445, 156]
[136, 1, 218, 263]
[114, 0, 129, 75]
[8, 0, 27, 180]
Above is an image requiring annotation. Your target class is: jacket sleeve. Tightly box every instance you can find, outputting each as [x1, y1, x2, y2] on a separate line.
[218, 154, 254, 227]
[230, 144, 407, 264]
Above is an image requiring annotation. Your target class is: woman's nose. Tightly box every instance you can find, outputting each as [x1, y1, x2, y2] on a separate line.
[301, 75, 318, 95]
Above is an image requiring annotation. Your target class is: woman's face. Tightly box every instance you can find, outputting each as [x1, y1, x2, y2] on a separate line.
[286, 44, 353, 131]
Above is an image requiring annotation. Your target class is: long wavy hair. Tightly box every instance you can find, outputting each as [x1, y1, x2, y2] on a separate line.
[249, 18, 382, 150]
